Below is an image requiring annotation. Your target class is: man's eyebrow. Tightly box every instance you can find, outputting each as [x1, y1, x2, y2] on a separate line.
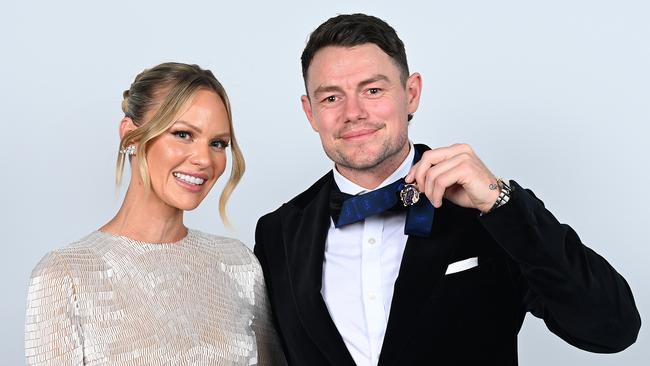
[358, 74, 390, 88]
[312, 74, 391, 97]
[312, 84, 343, 96]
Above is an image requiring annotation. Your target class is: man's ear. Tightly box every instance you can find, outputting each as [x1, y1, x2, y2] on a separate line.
[119, 117, 137, 141]
[301, 95, 319, 132]
[405, 72, 423, 116]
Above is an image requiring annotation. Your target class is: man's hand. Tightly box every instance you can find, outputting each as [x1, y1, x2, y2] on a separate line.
[405, 144, 500, 213]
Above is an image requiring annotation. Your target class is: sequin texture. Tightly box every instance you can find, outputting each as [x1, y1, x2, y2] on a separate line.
[25, 230, 286, 365]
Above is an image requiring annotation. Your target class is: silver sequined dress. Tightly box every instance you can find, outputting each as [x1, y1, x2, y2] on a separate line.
[25, 230, 286, 365]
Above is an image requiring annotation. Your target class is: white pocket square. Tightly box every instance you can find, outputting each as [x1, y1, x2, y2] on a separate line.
[444, 257, 478, 275]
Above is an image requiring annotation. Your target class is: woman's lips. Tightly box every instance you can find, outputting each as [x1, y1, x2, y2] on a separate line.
[173, 172, 207, 193]
[174, 178, 203, 193]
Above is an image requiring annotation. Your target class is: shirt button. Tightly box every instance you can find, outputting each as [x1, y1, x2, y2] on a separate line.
[368, 292, 377, 300]
[368, 238, 376, 245]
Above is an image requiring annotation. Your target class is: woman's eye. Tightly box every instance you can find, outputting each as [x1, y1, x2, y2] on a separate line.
[172, 131, 191, 139]
[211, 140, 229, 149]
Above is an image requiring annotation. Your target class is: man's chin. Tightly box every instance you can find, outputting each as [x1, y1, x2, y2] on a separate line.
[333, 141, 409, 173]
[335, 156, 383, 172]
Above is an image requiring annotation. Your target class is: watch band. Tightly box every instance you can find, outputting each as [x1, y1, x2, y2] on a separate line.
[487, 178, 511, 213]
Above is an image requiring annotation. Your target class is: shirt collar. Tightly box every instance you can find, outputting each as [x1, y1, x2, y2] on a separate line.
[333, 142, 415, 195]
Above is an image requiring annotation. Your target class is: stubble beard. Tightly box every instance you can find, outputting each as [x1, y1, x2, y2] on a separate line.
[325, 131, 409, 176]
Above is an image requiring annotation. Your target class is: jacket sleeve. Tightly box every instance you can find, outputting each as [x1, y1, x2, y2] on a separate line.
[25, 251, 84, 365]
[479, 180, 641, 353]
[253, 212, 291, 364]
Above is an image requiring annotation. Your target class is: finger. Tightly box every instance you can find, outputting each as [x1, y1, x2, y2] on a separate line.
[406, 144, 474, 183]
[431, 164, 472, 207]
[405, 149, 444, 183]
[409, 149, 452, 187]
[423, 157, 464, 207]
[406, 159, 429, 187]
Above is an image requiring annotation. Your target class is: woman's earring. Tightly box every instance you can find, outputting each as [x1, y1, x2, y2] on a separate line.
[120, 145, 136, 156]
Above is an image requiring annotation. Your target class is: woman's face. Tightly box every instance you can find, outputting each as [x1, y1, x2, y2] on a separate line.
[144, 89, 230, 212]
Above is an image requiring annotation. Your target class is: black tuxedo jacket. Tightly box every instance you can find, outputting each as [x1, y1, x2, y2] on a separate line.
[254, 145, 640, 365]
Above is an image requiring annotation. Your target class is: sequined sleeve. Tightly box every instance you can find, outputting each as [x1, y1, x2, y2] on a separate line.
[249, 253, 287, 366]
[25, 251, 84, 365]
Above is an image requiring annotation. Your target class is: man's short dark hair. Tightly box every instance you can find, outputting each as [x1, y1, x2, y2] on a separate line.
[301, 13, 410, 88]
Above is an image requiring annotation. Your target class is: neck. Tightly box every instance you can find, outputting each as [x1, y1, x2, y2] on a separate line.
[101, 179, 186, 244]
[336, 143, 410, 190]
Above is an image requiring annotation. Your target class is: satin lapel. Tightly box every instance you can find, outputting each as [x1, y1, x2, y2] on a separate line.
[282, 173, 356, 366]
[378, 202, 457, 366]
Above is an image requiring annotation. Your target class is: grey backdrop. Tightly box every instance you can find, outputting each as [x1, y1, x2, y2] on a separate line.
[2, 0, 648, 364]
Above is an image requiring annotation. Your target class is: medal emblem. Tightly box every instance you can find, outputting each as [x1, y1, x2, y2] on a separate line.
[400, 184, 420, 206]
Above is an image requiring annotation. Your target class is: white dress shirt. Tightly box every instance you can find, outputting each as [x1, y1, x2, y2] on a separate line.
[321, 144, 415, 366]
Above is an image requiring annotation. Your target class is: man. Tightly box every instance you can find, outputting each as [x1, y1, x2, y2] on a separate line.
[254, 13, 640, 365]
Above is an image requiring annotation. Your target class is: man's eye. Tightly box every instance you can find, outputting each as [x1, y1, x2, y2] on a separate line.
[172, 131, 191, 139]
[325, 96, 337, 103]
[368, 88, 380, 95]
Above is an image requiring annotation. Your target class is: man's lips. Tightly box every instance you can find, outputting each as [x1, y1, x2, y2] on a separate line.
[339, 128, 379, 140]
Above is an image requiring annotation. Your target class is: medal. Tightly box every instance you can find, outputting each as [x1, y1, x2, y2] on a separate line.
[399, 183, 420, 206]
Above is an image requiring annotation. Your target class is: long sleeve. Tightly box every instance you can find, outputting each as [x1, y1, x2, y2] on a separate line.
[249, 251, 287, 366]
[479, 180, 641, 353]
[25, 251, 84, 365]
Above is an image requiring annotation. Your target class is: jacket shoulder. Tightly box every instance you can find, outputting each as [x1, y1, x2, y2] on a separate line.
[260, 170, 333, 220]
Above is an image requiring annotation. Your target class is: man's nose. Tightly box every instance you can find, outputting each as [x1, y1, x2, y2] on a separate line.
[343, 96, 368, 122]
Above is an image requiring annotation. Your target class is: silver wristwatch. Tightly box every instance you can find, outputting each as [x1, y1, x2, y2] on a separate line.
[487, 178, 511, 213]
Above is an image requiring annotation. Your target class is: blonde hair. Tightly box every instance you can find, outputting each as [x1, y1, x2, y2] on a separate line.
[116, 62, 245, 226]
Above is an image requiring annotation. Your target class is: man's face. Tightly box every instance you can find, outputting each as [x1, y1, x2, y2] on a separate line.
[301, 44, 421, 177]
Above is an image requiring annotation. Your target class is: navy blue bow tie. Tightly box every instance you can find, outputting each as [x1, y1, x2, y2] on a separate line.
[329, 151, 435, 237]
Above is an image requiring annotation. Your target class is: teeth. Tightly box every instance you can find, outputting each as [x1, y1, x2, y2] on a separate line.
[173, 172, 205, 185]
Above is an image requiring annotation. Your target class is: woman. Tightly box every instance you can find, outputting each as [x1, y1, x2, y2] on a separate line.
[24, 62, 286, 365]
